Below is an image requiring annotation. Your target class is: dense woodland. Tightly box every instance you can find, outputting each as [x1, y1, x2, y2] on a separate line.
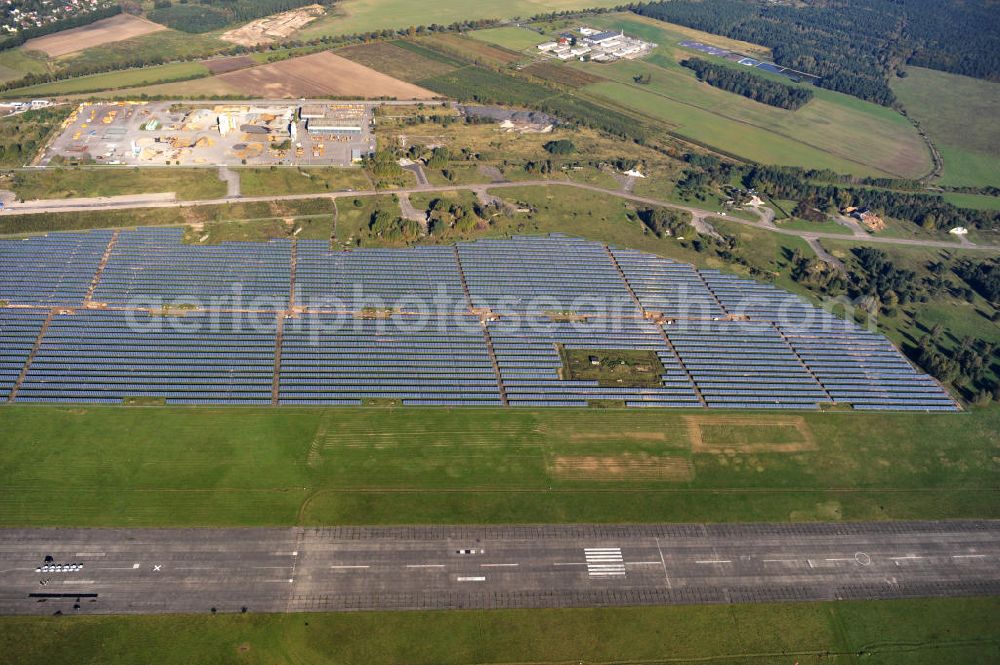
[681, 58, 813, 110]
[633, 0, 1000, 105]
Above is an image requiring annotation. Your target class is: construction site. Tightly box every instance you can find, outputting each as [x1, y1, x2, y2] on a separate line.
[39, 101, 375, 167]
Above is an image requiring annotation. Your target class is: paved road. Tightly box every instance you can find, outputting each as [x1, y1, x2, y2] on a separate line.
[2, 521, 997, 616]
[4, 179, 997, 253]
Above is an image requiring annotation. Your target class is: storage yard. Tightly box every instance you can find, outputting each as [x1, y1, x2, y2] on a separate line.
[40, 101, 375, 167]
[0, 232, 956, 410]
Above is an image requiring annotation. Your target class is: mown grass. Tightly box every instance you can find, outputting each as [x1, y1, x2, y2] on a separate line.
[1, 597, 997, 665]
[0, 405, 995, 527]
[11, 167, 226, 201]
[466, 26, 546, 52]
[892, 66, 1000, 188]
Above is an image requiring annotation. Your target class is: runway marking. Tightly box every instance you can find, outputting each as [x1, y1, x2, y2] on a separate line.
[153, 565, 161, 572]
[74, 552, 105, 557]
[585, 547, 625, 577]
[456, 576, 486, 582]
[554, 562, 587, 566]
[176, 567, 214, 571]
[406, 564, 445, 569]
[253, 566, 292, 570]
[330, 565, 370, 569]
[272, 551, 299, 556]
[62, 580, 95, 585]
[763, 559, 797, 563]
[655, 536, 672, 590]
[627, 561, 662, 565]
[132, 563, 140, 569]
[825, 557, 855, 562]
[481, 563, 518, 568]
[890, 555, 925, 561]
[952, 554, 988, 559]
[695, 560, 731, 564]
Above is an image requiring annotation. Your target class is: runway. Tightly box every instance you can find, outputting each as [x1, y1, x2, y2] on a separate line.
[1, 521, 998, 615]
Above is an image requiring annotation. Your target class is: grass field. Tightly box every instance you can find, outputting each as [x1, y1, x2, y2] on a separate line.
[467, 26, 546, 52]
[0, 48, 49, 84]
[11, 167, 226, 201]
[892, 67, 1000, 188]
[238, 167, 372, 197]
[0, 61, 210, 97]
[545, 15, 932, 178]
[298, 0, 622, 40]
[940, 192, 1000, 210]
[0, 405, 995, 527]
[1, 597, 997, 664]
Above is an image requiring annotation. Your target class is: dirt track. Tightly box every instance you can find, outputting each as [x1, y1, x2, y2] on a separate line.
[218, 52, 438, 99]
[23, 14, 166, 58]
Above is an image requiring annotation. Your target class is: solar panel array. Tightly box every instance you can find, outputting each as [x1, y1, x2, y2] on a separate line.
[0, 309, 47, 400]
[458, 235, 638, 317]
[665, 320, 829, 409]
[611, 249, 724, 319]
[0, 231, 112, 306]
[491, 317, 700, 407]
[94, 228, 290, 308]
[0, 230, 958, 411]
[17, 310, 276, 404]
[296, 243, 465, 311]
[280, 314, 500, 405]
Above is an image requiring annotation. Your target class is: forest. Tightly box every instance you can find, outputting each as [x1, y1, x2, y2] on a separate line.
[681, 58, 814, 110]
[633, 0, 1000, 106]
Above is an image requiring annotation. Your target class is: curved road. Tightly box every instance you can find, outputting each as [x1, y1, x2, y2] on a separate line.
[3, 179, 998, 252]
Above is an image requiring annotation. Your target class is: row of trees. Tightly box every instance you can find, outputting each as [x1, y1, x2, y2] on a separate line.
[0, 4, 121, 51]
[148, 0, 327, 34]
[681, 57, 814, 110]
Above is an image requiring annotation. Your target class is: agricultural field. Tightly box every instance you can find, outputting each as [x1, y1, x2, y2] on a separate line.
[1, 597, 997, 665]
[336, 41, 460, 82]
[0, 61, 210, 97]
[941, 192, 1000, 211]
[0, 404, 996, 527]
[22, 14, 167, 58]
[297, 0, 622, 40]
[892, 66, 1000, 188]
[238, 167, 372, 197]
[213, 51, 437, 99]
[9, 168, 227, 201]
[0, 48, 50, 84]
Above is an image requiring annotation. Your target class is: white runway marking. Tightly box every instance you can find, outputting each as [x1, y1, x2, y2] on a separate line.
[481, 563, 518, 568]
[825, 557, 855, 562]
[763, 559, 797, 563]
[655, 536, 672, 590]
[406, 564, 445, 569]
[456, 576, 486, 582]
[132, 563, 140, 569]
[891, 555, 925, 561]
[554, 562, 587, 566]
[952, 554, 988, 559]
[62, 580, 95, 585]
[330, 565, 370, 569]
[627, 561, 662, 565]
[696, 560, 731, 564]
[74, 552, 105, 557]
[586, 547, 625, 577]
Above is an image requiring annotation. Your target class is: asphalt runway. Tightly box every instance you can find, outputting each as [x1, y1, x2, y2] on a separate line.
[1, 521, 998, 615]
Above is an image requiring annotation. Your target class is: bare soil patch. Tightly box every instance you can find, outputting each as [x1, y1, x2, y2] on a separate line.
[202, 56, 256, 75]
[217, 51, 437, 99]
[685, 416, 817, 454]
[24, 14, 166, 57]
[221, 5, 325, 47]
[551, 454, 694, 481]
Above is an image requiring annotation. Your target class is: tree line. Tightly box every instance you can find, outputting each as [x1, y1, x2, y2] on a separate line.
[0, 4, 121, 51]
[681, 57, 813, 110]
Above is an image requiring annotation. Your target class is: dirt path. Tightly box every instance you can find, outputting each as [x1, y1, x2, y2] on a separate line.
[218, 166, 240, 198]
[803, 236, 846, 272]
